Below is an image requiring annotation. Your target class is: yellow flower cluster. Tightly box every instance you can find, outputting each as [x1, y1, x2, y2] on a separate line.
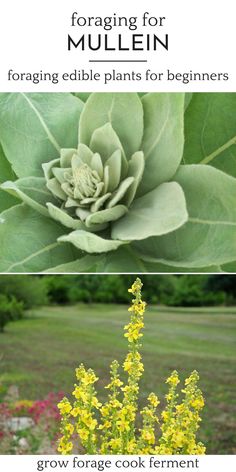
[13, 400, 34, 409]
[57, 278, 205, 455]
[57, 365, 100, 454]
[154, 370, 206, 454]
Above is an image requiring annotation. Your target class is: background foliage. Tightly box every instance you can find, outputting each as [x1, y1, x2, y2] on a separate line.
[1, 274, 235, 309]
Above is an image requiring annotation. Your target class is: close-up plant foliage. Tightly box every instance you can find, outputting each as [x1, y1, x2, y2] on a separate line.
[0, 92, 236, 272]
[57, 278, 205, 454]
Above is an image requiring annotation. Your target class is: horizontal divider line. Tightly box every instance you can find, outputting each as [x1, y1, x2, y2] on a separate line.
[89, 59, 147, 62]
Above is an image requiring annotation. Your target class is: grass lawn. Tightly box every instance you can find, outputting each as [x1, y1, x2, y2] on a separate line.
[1, 303, 236, 454]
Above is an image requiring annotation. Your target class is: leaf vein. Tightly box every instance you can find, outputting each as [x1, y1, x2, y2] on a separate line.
[189, 217, 236, 227]
[145, 101, 170, 159]
[5, 242, 59, 272]
[21, 93, 61, 154]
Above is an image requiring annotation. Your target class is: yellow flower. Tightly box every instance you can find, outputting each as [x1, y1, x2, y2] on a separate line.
[166, 371, 180, 386]
[117, 418, 130, 432]
[194, 443, 206, 454]
[148, 393, 160, 407]
[58, 437, 73, 454]
[100, 405, 110, 416]
[161, 410, 170, 421]
[123, 359, 132, 372]
[191, 397, 205, 410]
[128, 279, 143, 295]
[77, 428, 89, 441]
[127, 439, 136, 453]
[105, 378, 123, 389]
[72, 387, 88, 402]
[65, 423, 74, 435]
[110, 399, 122, 408]
[57, 399, 72, 415]
[83, 371, 98, 385]
[122, 385, 139, 394]
[13, 400, 34, 408]
[98, 420, 112, 430]
[109, 438, 122, 449]
[91, 397, 102, 409]
[173, 431, 186, 448]
[124, 329, 143, 342]
[141, 430, 155, 444]
[71, 407, 81, 417]
[85, 417, 97, 430]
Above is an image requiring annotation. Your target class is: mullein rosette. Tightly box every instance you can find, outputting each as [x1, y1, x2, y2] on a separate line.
[2, 92, 236, 272]
[57, 279, 206, 455]
[0, 93, 189, 269]
[38, 94, 187, 254]
[42, 125, 145, 236]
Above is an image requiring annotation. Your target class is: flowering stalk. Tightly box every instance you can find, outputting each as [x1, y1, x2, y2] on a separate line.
[138, 393, 160, 453]
[57, 278, 206, 454]
[155, 371, 205, 454]
[99, 360, 123, 453]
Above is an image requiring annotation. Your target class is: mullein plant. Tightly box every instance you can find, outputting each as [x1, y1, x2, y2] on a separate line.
[2, 93, 236, 273]
[57, 279, 205, 455]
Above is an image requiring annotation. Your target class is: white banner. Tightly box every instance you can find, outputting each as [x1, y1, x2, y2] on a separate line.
[0, 0, 235, 91]
[0, 455, 235, 472]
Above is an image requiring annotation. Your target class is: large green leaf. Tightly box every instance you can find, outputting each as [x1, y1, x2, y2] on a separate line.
[184, 93, 193, 110]
[0, 93, 84, 178]
[47, 203, 86, 230]
[221, 261, 236, 273]
[58, 230, 127, 254]
[73, 92, 91, 102]
[0, 204, 79, 272]
[43, 255, 104, 273]
[0, 143, 18, 211]
[142, 261, 221, 273]
[112, 182, 188, 241]
[183, 93, 236, 177]
[43, 246, 146, 273]
[96, 247, 149, 272]
[1, 177, 58, 217]
[79, 93, 143, 158]
[44, 253, 221, 273]
[138, 93, 184, 195]
[135, 165, 236, 267]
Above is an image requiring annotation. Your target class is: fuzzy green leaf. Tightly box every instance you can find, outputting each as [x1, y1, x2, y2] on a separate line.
[0, 93, 84, 177]
[47, 203, 86, 230]
[112, 182, 188, 241]
[0, 205, 79, 272]
[124, 151, 145, 206]
[135, 165, 236, 267]
[43, 255, 104, 273]
[183, 93, 236, 178]
[79, 93, 143, 158]
[0, 143, 18, 212]
[1, 177, 58, 217]
[58, 230, 127, 254]
[90, 123, 125, 161]
[138, 93, 185, 195]
[73, 92, 91, 102]
[86, 205, 127, 227]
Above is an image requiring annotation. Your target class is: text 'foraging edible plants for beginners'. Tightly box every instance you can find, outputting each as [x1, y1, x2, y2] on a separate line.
[0, 0, 235, 91]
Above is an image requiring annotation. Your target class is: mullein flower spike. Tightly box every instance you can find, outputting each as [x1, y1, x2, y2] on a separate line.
[57, 279, 205, 454]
